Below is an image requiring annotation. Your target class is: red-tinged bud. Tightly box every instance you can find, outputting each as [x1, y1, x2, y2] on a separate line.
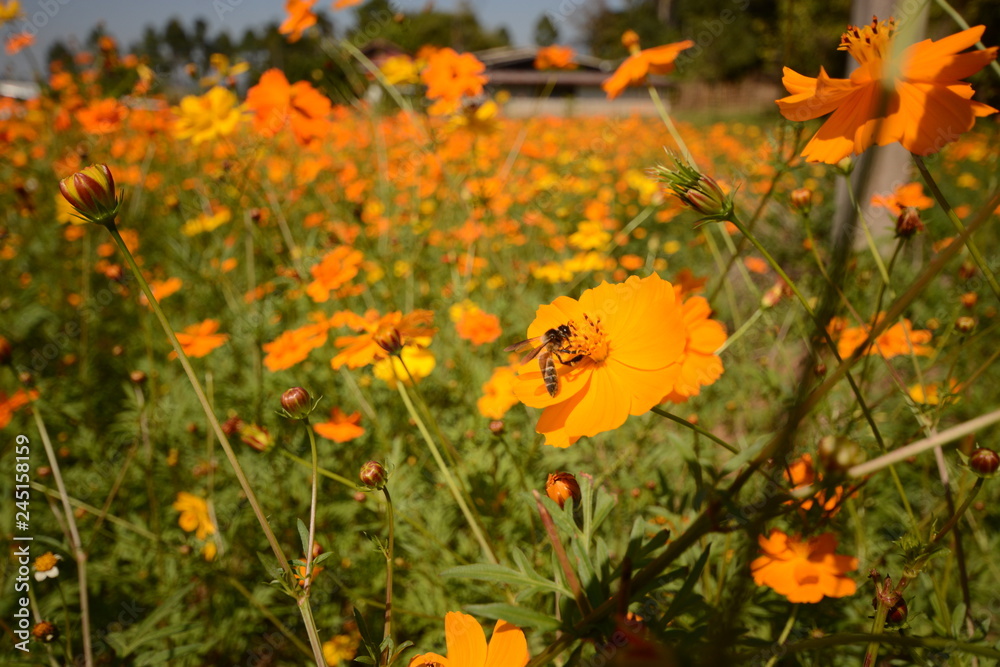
[652, 154, 734, 222]
[872, 594, 908, 624]
[373, 324, 403, 356]
[0, 335, 11, 365]
[790, 188, 812, 212]
[58, 164, 123, 228]
[895, 207, 924, 239]
[955, 316, 975, 334]
[488, 420, 505, 435]
[969, 448, 999, 477]
[222, 414, 245, 437]
[240, 423, 274, 453]
[958, 261, 977, 281]
[129, 370, 146, 384]
[545, 472, 581, 509]
[960, 292, 977, 309]
[31, 621, 59, 643]
[360, 460, 388, 489]
[814, 362, 827, 377]
[280, 387, 314, 420]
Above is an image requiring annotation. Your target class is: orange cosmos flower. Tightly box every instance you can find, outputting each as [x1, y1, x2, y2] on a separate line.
[870, 181, 933, 217]
[332, 0, 361, 7]
[535, 45, 577, 70]
[776, 18, 998, 163]
[0, 388, 38, 429]
[313, 407, 365, 442]
[75, 98, 128, 134]
[279, 0, 317, 43]
[263, 312, 333, 371]
[784, 453, 844, 515]
[170, 319, 229, 359]
[245, 69, 331, 145]
[478, 364, 520, 420]
[452, 302, 502, 345]
[332, 310, 436, 369]
[408, 612, 529, 667]
[659, 295, 726, 404]
[512, 274, 686, 448]
[602, 41, 694, 100]
[834, 314, 932, 359]
[751, 530, 858, 603]
[421, 48, 488, 114]
[5, 31, 32, 55]
[139, 277, 183, 306]
[306, 246, 364, 303]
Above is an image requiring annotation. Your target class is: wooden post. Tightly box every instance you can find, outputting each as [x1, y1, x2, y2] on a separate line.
[832, 0, 929, 247]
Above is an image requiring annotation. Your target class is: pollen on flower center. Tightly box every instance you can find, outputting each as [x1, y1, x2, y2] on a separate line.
[838, 16, 896, 65]
[567, 314, 609, 362]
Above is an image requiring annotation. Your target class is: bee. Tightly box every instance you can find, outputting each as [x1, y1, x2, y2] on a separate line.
[504, 324, 582, 397]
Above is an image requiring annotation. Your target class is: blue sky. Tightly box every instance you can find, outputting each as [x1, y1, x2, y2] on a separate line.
[1, 0, 604, 76]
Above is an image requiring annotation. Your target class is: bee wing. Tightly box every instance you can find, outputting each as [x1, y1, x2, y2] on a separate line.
[503, 335, 540, 353]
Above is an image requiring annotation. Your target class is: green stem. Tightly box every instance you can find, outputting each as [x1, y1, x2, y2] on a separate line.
[30, 404, 92, 667]
[298, 597, 327, 667]
[107, 222, 292, 572]
[650, 406, 738, 454]
[381, 487, 396, 664]
[912, 154, 1000, 301]
[843, 175, 891, 285]
[281, 450, 357, 489]
[764, 605, 799, 667]
[647, 84, 694, 165]
[394, 375, 498, 564]
[304, 420, 320, 591]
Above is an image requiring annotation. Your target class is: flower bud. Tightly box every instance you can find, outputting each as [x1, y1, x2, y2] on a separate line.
[790, 188, 812, 212]
[0, 335, 11, 365]
[872, 595, 908, 625]
[960, 292, 977, 309]
[360, 460, 388, 489]
[895, 207, 924, 239]
[240, 423, 274, 453]
[488, 420, 505, 435]
[280, 387, 313, 420]
[545, 472, 581, 509]
[58, 164, 122, 228]
[222, 414, 244, 437]
[621, 29, 641, 53]
[373, 324, 403, 355]
[31, 621, 59, 643]
[129, 370, 147, 384]
[969, 448, 999, 477]
[652, 154, 734, 222]
[955, 316, 975, 334]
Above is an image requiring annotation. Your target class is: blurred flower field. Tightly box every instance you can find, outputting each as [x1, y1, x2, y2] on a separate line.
[2, 3, 1000, 666]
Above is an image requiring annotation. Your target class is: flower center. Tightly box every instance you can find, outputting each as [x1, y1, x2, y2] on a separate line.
[839, 16, 896, 66]
[566, 314, 609, 363]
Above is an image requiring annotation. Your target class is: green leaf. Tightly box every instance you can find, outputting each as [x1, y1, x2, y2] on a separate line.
[297, 518, 310, 555]
[134, 644, 204, 666]
[314, 551, 336, 566]
[463, 603, 562, 632]
[354, 607, 380, 662]
[663, 544, 712, 623]
[442, 563, 573, 598]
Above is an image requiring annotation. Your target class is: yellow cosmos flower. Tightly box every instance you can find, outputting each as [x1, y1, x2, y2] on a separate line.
[373, 346, 436, 388]
[181, 207, 232, 236]
[408, 612, 529, 667]
[172, 86, 243, 146]
[512, 273, 686, 447]
[173, 492, 216, 540]
[380, 55, 420, 86]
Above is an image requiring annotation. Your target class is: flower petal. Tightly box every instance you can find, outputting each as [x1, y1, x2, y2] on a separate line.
[484, 620, 529, 667]
[445, 612, 488, 667]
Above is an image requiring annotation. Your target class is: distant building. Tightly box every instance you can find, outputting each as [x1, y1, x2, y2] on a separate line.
[0, 80, 40, 100]
[475, 45, 676, 117]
